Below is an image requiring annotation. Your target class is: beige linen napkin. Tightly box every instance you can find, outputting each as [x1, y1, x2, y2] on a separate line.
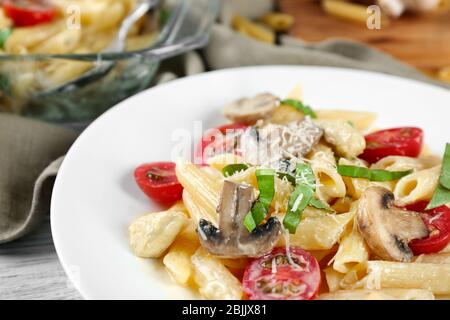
[1, 10, 449, 244]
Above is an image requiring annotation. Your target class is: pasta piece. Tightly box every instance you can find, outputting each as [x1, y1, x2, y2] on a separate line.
[322, 0, 390, 26]
[206, 153, 244, 172]
[316, 110, 377, 131]
[5, 21, 65, 53]
[231, 15, 275, 43]
[339, 158, 370, 199]
[259, 12, 294, 32]
[363, 261, 450, 295]
[324, 267, 345, 292]
[332, 196, 353, 213]
[394, 165, 441, 206]
[287, 83, 303, 101]
[282, 208, 354, 250]
[332, 214, 369, 273]
[30, 28, 82, 54]
[339, 263, 368, 290]
[176, 160, 223, 224]
[309, 144, 346, 203]
[314, 119, 366, 158]
[163, 220, 199, 286]
[414, 253, 450, 264]
[269, 105, 304, 125]
[183, 191, 218, 226]
[191, 248, 243, 300]
[128, 210, 187, 258]
[168, 200, 189, 216]
[371, 156, 425, 172]
[319, 289, 434, 300]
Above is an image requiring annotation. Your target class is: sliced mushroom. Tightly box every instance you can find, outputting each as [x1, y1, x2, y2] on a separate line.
[357, 186, 429, 262]
[223, 93, 280, 123]
[239, 117, 323, 166]
[198, 180, 281, 258]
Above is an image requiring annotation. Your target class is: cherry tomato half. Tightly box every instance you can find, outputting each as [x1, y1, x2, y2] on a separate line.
[3, 0, 57, 27]
[243, 247, 321, 300]
[134, 162, 183, 206]
[360, 127, 423, 164]
[195, 123, 248, 165]
[402, 201, 450, 255]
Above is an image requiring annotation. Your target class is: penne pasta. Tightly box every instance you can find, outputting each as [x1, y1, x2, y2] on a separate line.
[316, 110, 377, 132]
[163, 221, 199, 286]
[191, 248, 243, 300]
[414, 253, 450, 264]
[231, 14, 275, 44]
[394, 165, 441, 205]
[282, 208, 354, 250]
[309, 144, 346, 203]
[363, 261, 450, 295]
[176, 160, 223, 224]
[332, 214, 369, 273]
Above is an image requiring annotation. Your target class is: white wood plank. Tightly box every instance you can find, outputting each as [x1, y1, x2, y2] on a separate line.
[0, 217, 82, 300]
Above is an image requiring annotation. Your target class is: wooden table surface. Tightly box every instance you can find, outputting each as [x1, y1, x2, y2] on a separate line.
[279, 0, 450, 74]
[0, 217, 81, 300]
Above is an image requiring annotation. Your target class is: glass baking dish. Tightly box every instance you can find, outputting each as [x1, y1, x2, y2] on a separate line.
[0, 0, 220, 123]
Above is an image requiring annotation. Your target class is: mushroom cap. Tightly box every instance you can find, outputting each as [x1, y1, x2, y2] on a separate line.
[357, 186, 429, 262]
[223, 93, 280, 123]
[198, 180, 282, 258]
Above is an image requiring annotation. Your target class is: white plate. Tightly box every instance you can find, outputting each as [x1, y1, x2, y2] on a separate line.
[51, 66, 450, 299]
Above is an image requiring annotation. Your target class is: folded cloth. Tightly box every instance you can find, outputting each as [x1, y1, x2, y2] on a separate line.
[206, 25, 449, 89]
[1, 15, 449, 244]
[0, 115, 77, 243]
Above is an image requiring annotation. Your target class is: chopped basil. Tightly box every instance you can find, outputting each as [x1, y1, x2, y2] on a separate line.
[439, 144, 450, 190]
[222, 163, 249, 177]
[243, 212, 257, 232]
[0, 28, 12, 49]
[281, 99, 317, 119]
[251, 201, 268, 225]
[295, 163, 316, 189]
[255, 169, 276, 209]
[277, 172, 296, 185]
[337, 165, 413, 182]
[427, 143, 450, 210]
[283, 184, 314, 234]
[244, 169, 276, 232]
[309, 197, 334, 212]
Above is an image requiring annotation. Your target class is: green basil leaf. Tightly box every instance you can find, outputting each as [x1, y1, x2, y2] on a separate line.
[255, 169, 276, 209]
[296, 163, 316, 190]
[243, 212, 257, 232]
[337, 165, 413, 182]
[309, 197, 335, 212]
[426, 184, 450, 210]
[439, 143, 450, 190]
[283, 183, 314, 234]
[222, 163, 249, 177]
[281, 99, 317, 119]
[0, 28, 12, 49]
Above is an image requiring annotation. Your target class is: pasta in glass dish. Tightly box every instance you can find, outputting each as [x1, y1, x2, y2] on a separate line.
[0, 0, 219, 122]
[128, 85, 450, 300]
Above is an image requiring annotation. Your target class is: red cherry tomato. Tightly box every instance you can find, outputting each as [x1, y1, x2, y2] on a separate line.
[195, 123, 248, 165]
[360, 127, 423, 164]
[402, 201, 450, 255]
[134, 162, 183, 206]
[3, 0, 57, 27]
[243, 247, 321, 300]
